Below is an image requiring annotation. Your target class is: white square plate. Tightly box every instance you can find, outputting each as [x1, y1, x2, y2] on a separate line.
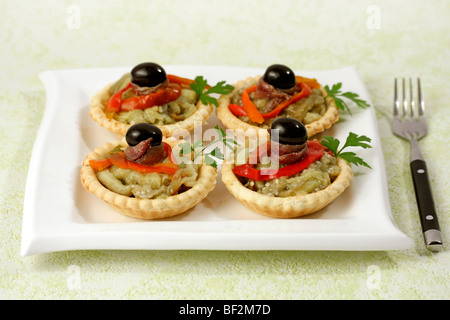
[21, 65, 413, 256]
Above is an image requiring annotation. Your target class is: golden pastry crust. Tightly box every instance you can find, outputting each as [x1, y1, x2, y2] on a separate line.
[220, 157, 353, 218]
[89, 82, 214, 137]
[80, 139, 218, 220]
[216, 76, 339, 139]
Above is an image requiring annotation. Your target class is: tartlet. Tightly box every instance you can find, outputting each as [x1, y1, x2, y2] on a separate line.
[220, 118, 353, 218]
[80, 124, 217, 220]
[216, 64, 339, 139]
[221, 156, 353, 218]
[89, 62, 214, 137]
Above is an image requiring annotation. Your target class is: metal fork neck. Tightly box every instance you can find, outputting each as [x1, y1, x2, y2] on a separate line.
[410, 138, 424, 162]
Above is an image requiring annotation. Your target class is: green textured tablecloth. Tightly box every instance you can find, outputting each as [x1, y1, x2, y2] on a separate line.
[1, 0, 449, 300]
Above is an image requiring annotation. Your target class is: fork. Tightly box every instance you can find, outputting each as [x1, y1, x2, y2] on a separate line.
[393, 78, 442, 251]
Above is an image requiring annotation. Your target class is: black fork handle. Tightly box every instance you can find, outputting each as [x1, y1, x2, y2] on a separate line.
[410, 159, 443, 251]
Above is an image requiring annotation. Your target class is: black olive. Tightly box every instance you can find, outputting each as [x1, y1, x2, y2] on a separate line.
[270, 118, 308, 145]
[126, 123, 163, 147]
[263, 64, 296, 90]
[130, 62, 167, 88]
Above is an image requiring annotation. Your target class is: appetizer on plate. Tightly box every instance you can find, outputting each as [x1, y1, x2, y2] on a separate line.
[221, 118, 372, 218]
[80, 123, 217, 219]
[216, 64, 339, 138]
[90, 62, 230, 137]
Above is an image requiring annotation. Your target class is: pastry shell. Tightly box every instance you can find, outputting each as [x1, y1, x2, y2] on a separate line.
[216, 76, 339, 139]
[220, 157, 353, 218]
[89, 82, 214, 137]
[80, 139, 218, 220]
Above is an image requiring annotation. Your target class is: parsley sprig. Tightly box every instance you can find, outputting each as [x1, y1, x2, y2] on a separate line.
[321, 132, 372, 168]
[190, 76, 234, 106]
[178, 126, 238, 168]
[325, 83, 370, 114]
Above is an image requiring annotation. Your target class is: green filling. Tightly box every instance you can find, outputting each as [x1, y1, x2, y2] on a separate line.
[231, 86, 327, 128]
[243, 153, 340, 197]
[108, 73, 199, 125]
[97, 162, 200, 199]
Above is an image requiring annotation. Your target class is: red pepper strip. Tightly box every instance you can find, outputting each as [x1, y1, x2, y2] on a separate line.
[90, 143, 180, 175]
[232, 140, 325, 181]
[89, 158, 112, 171]
[167, 74, 194, 87]
[126, 161, 179, 175]
[242, 85, 265, 124]
[108, 151, 129, 168]
[238, 83, 313, 122]
[108, 151, 179, 175]
[247, 141, 270, 165]
[163, 142, 177, 164]
[167, 74, 211, 89]
[261, 83, 312, 119]
[295, 76, 321, 90]
[105, 83, 133, 118]
[106, 75, 199, 115]
[228, 104, 248, 117]
[120, 83, 182, 111]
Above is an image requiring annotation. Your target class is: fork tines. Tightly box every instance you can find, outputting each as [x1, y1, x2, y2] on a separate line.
[394, 78, 425, 119]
